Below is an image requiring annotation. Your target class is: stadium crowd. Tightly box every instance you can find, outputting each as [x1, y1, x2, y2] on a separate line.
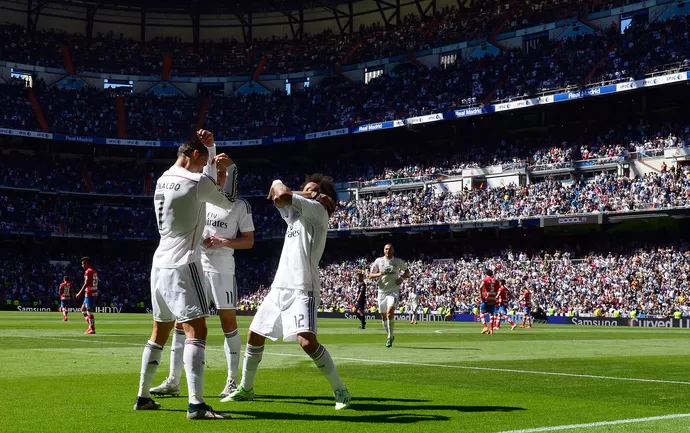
[0, 0, 627, 76]
[331, 167, 690, 229]
[1, 114, 687, 197]
[2, 14, 689, 142]
[3, 242, 689, 319]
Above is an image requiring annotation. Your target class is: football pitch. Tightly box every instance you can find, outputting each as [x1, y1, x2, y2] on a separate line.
[2, 312, 690, 433]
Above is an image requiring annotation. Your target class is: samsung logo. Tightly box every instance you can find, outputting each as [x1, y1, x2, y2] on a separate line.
[570, 317, 618, 326]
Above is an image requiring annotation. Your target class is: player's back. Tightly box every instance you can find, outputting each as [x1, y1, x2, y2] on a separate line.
[152, 166, 207, 268]
[482, 277, 498, 303]
[59, 282, 72, 298]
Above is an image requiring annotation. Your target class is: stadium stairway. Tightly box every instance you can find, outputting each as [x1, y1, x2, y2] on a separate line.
[59, 44, 76, 76]
[115, 96, 127, 139]
[584, 42, 617, 84]
[161, 54, 173, 82]
[194, 97, 210, 132]
[636, 159, 662, 174]
[342, 41, 361, 65]
[144, 166, 152, 195]
[81, 165, 94, 193]
[578, 11, 602, 32]
[252, 54, 268, 81]
[26, 88, 50, 133]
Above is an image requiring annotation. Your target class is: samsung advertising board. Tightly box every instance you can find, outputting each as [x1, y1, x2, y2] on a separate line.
[567, 316, 690, 328]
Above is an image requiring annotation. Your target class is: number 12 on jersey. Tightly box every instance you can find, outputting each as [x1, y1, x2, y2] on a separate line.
[294, 314, 305, 328]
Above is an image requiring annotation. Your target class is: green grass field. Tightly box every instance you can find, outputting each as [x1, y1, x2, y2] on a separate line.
[2, 312, 689, 433]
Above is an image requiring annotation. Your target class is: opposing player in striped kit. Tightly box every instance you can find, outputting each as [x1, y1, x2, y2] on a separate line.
[520, 288, 534, 328]
[58, 276, 73, 322]
[493, 280, 517, 331]
[479, 269, 499, 335]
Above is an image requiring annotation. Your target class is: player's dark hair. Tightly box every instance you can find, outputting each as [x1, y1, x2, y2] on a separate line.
[485, 269, 493, 277]
[178, 137, 209, 158]
[303, 173, 338, 215]
[80, 256, 92, 265]
[500, 279, 505, 286]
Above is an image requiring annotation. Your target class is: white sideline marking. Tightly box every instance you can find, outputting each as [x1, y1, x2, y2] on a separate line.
[496, 413, 690, 432]
[14, 335, 690, 386]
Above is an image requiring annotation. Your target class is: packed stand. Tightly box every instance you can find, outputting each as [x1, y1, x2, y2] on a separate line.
[331, 167, 690, 229]
[4, 242, 690, 318]
[3, 15, 690, 143]
[0, 79, 42, 131]
[0, 152, 87, 193]
[38, 85, 117, 137]
[1, 117, 688, 197]
[314, 244, 690, 317]
[0, 253, 153, 309]
[0, 1, 628, 77]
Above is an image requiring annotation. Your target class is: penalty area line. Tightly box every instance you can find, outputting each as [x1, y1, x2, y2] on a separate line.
[13, 335, 690, 386]
[495, 413, 690, 433]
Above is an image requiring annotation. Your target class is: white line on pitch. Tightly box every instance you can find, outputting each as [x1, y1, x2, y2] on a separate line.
[16, 335, 690, 386]
[495, 413, 690, 433]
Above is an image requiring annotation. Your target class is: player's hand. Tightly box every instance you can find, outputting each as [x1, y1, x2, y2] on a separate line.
[214, 153, 233, 168]
[316, 193, 336, 215]
[197, 129, 215, 147]
[203, 236, 224, 249]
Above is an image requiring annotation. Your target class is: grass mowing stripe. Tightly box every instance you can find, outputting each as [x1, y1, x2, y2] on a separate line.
[496, 413, 690, 432]
[15, 334, 690, 386]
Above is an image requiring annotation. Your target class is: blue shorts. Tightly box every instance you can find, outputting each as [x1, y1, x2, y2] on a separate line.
[60, 299, 69, 308]
[480, 302, 495, 314]
[83, 297, 96, 310]
[523, 307, 531, 314]
[497, 305, 508, 315]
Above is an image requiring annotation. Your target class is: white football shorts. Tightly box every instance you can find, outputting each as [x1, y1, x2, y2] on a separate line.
[249, 287, 318, 342]
[205, 271, 238, 310]
[378, 290, 400, 312]
[150, 261, 211, 323]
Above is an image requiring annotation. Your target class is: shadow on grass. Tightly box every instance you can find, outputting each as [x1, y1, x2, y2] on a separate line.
[232, 411, 450, 423]
[244, 395, 527, 416]
[394, 346, 480, 351]
[258, 395, 428, 403]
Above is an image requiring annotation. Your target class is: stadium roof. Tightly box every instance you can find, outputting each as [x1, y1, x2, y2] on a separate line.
[49, 0, 365, 14]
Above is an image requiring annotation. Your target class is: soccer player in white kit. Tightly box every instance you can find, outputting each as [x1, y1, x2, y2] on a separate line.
[223, 174, 351, 410]
[368, 244, 409, 347]
[133, 130, 236, 420]
[149, 157, 255, 399]
[408, 290, 421, 325]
